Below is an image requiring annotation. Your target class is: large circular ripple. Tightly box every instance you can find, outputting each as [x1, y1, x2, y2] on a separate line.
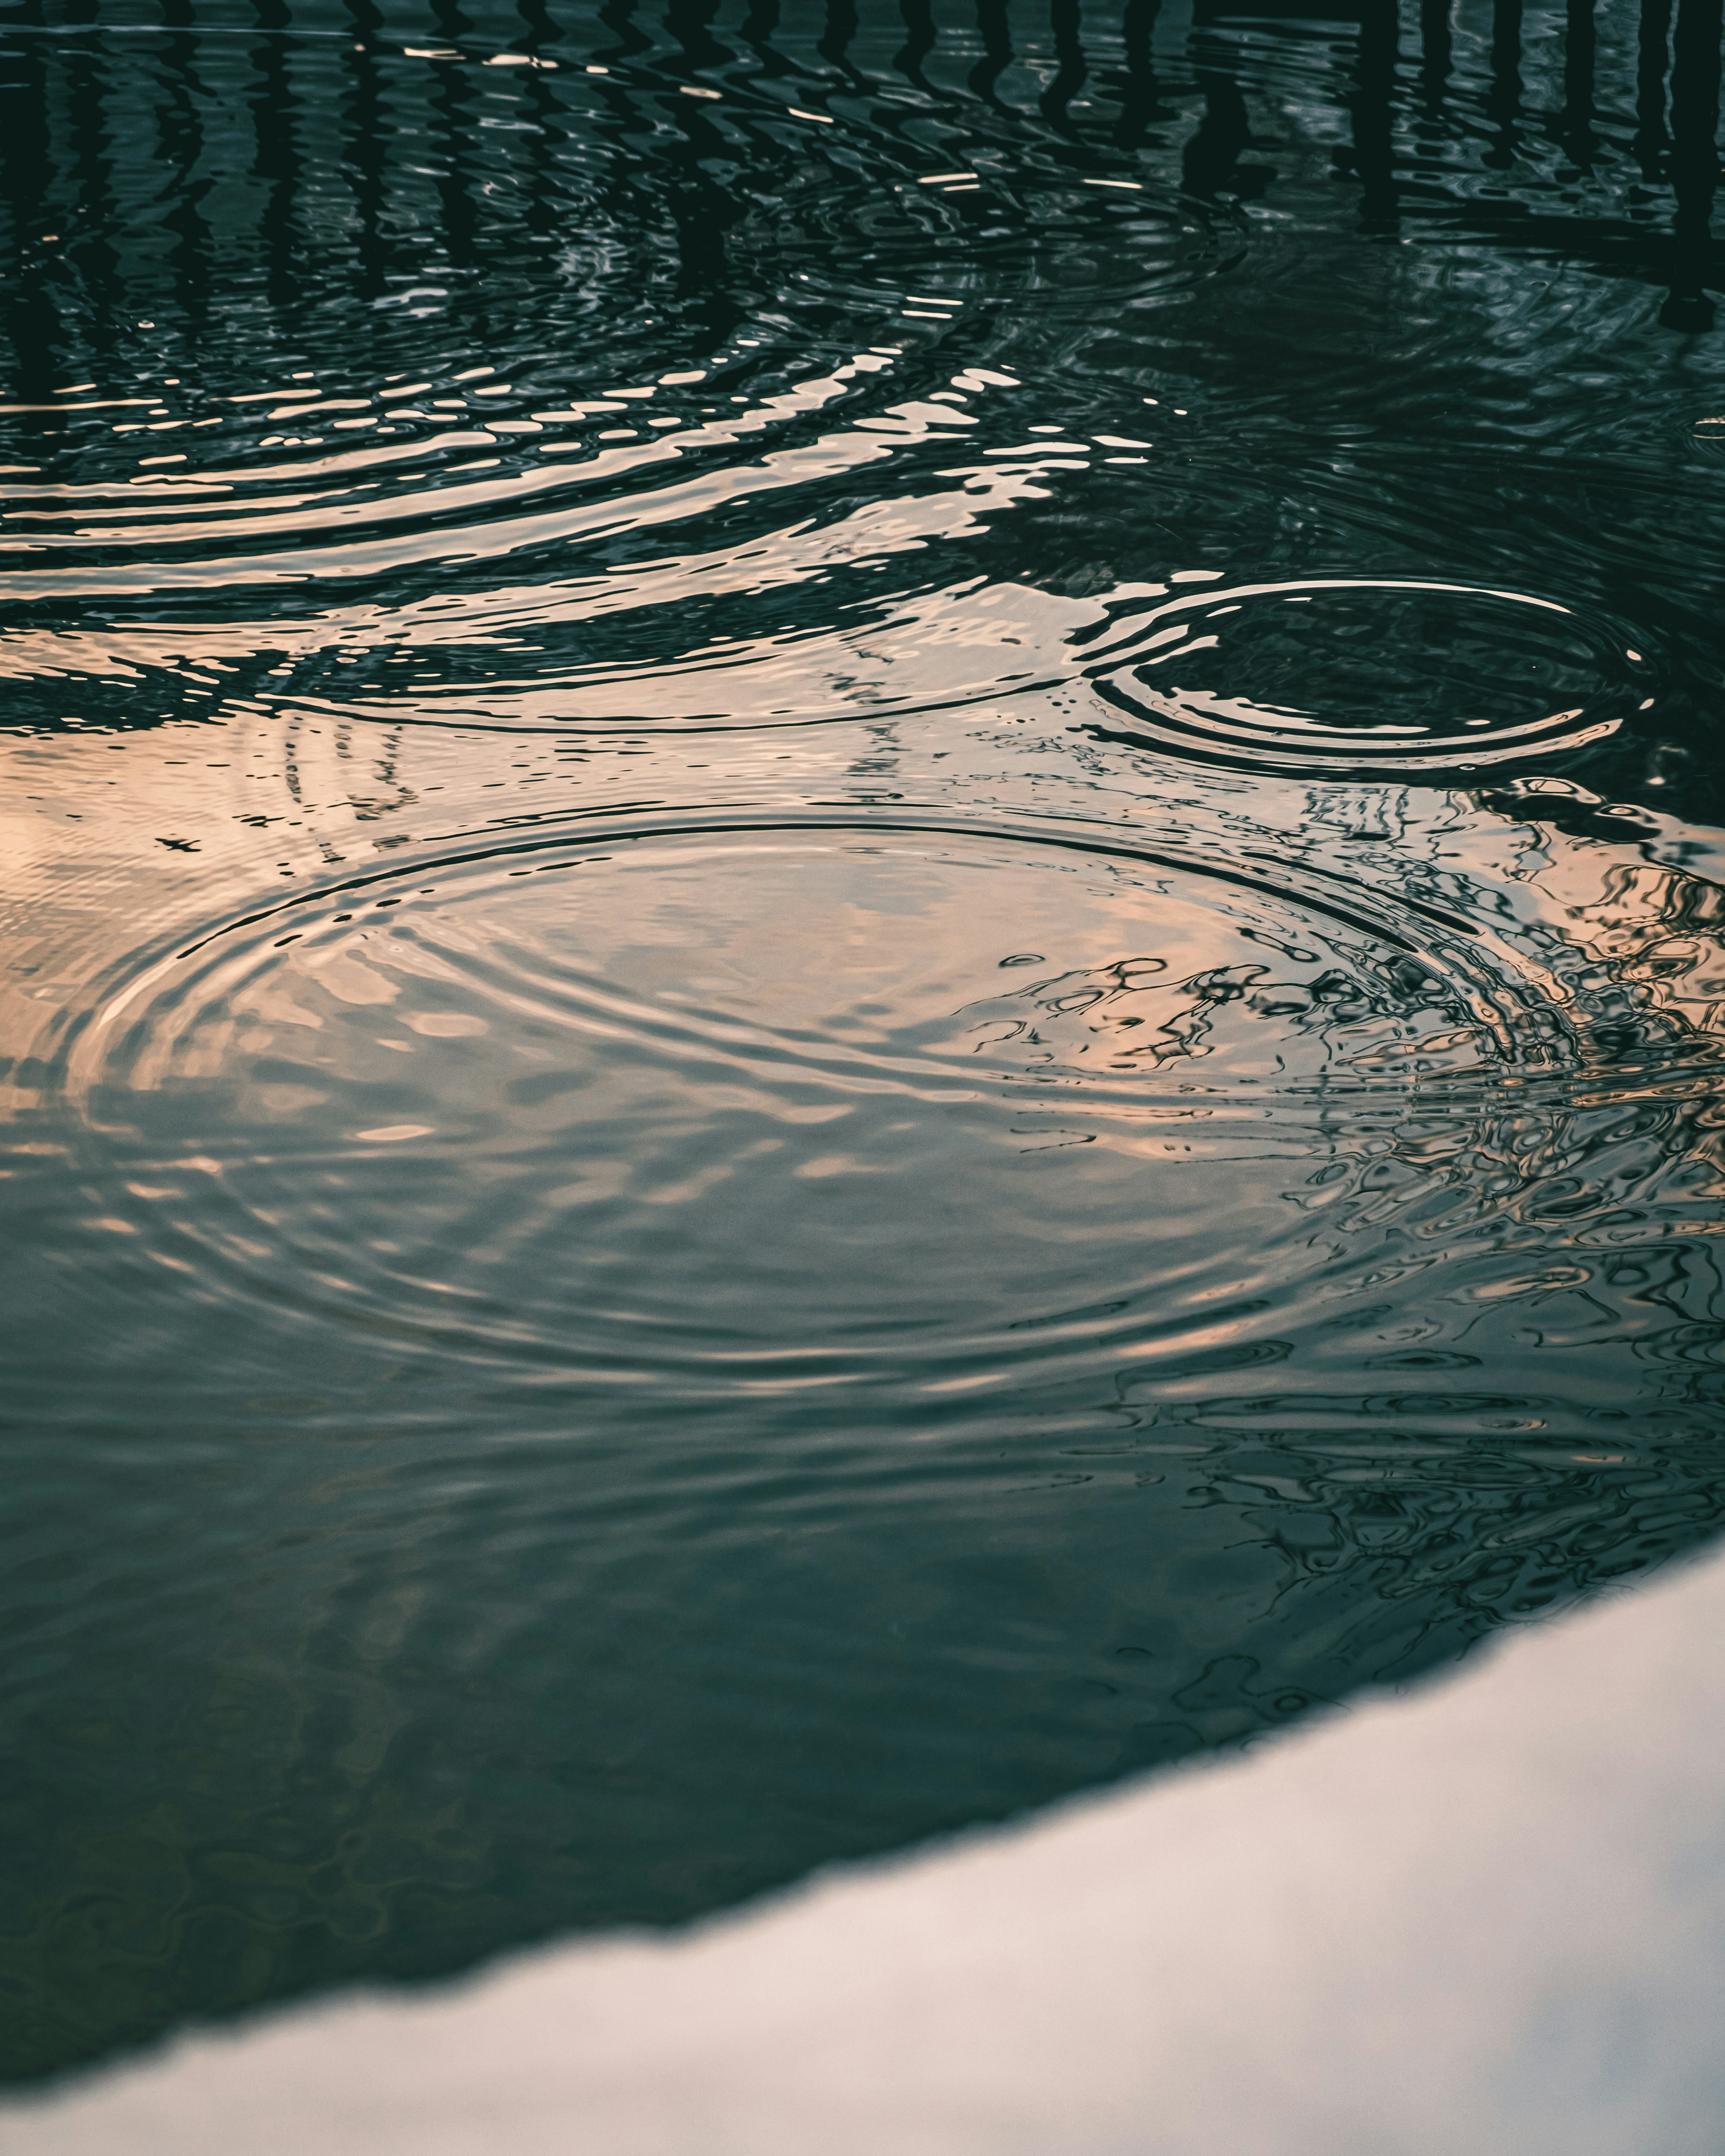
[734, 165, 1243, 330]
[1081, 578, 1649, 777]
[75, 824, 1517, 1395]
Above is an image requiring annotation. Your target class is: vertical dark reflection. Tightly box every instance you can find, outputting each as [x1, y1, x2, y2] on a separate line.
[667, 0, 728, 77]
[1634, 0, 1672, 179]
[587, 0, 650, 264]
[58, 0, 121, 372]
[740, 0, 792, 85]
[597, 0, 651, 63]
[820, 0, 868, 89]
[1182, 35, 1266, 200]
[895, 0, 937, 92]
[1559, 0, 1597, 170]
[971, 0, 1014, 110]
[518, 0, 564, 254]
[1349, 0, 1400, 230]
[344, 0, 389, 301]
[1113, 0, 1168, 150]
[1662, 0, 1721, 327]
[1040, 0, 1088, 133]
[1484, 0, 1523, 169]
[664, 0, 745, 346]
[251, 0, 302, 310]
[0, 15, 63, 398]
[430, 0, 480, 271]
[1419, 0, 1451, 115]
[158, 0, 213, 332]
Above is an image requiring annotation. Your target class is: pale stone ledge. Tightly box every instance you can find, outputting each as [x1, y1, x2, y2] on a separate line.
[13, 1543, 1725, 2156]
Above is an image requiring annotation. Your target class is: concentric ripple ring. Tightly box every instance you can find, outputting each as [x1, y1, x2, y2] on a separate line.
[60, 820, 1542, 1398]
[1079, 577, 1651, 776]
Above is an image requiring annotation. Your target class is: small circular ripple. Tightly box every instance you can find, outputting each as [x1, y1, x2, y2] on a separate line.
[69, 823, 1515, 1392]
[734, 165, 1243, 331]
[1692, 414, 1725, 464]
[1081, 578, 1648, 777]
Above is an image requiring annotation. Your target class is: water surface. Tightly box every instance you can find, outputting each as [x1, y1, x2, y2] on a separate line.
[3, 0, 1725, 2086]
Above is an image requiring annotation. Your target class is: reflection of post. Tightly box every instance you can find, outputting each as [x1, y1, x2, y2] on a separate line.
[1635, 0, 1672, 181]
[971, 0, 1013, 110]
[0, 33, 60, 402]
[1663, 0, 1721, 329]
[1559, 0, 1597, 172]
[1484, 0, 1523, 170]
[161, 0, 214, 328]
[1419, 0, 1451, 115]
[62, 15, 122, 369]
[518, 0, 562, 252]
[429, 0, 479, 271]
[895, 0, 936, 92]
[1114, 0, 1167, 150]
[252, 0, 302, 310]
[820, 0, 868, 89]
[345, 0, 389, 302]
[1041, 0, 1088, 133]
[668, 0, 728, 78]
[741, 0, 786, 79]
[1350, 0, 1399, 232]
[1182, 56, 1258, 200]
[599, 0, 651, 63]
[664, 0, 744, 349]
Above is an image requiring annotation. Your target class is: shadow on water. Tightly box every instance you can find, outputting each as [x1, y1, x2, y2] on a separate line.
[0, 0, 1724, 2094]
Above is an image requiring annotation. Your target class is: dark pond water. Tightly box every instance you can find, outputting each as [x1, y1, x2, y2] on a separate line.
[3, 0, 1725, 2090]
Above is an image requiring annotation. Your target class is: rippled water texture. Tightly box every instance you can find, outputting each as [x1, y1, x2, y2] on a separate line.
[3, 0, 1725, 2089]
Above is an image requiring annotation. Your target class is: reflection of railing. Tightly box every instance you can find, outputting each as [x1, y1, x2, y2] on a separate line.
[0, 0, 1718, 383]
[1182, 0, 1720, 323]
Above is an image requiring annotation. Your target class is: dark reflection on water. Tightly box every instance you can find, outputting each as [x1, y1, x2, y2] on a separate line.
[1, 0, 1724, 2090]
